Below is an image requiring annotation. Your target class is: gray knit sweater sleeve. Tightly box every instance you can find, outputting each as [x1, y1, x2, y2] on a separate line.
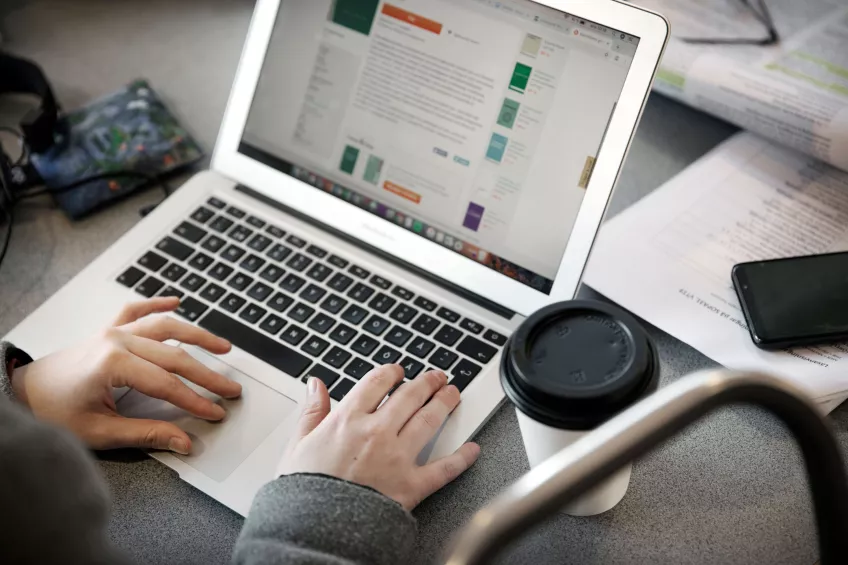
[0, 342, 418, 565]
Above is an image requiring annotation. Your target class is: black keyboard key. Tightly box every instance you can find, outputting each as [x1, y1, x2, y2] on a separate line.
[181, 273, 207, 292]
[457, 336, 498, 364]
[323, 347, 352, 369]
[226, 205, 246, 219]
[412, 313, 439, 335]
[281, 324, 308, 346]
[247, 215, 266, 229]
[320, 294, 347, 314]
[328, 272, 354, 292]
[266, 225, 286, 238]
[260, 313, 286, 335]
[306, 364, 340, 389]
[451, 359, 482, 392]
[430, 348, 458, 370]
[240, 254, 265, 273]
[287, 253, 312, 272]
[199, 310, 311, 377]
[159, 286, 184, 299]
[306, 244, 327, 258]
[280, 273, 306, 293]
[436, 307, 461, 323]
[341, 304, 368, 325]
[349, 265, 370, 279]
[306, 263, 332, 282]
[392, 285, 414, 301]
[202, 235, 226, 253]
[188, 252, 214, 272]
[174, 221, 207, 244]
[399, 357, 424, 379]
[162, 263, 188, 283]
[259, 264, 285, 283]
[228, 225, 253, 243]
[330, 378, 356, 401]
[482, 329, 507, 346]
[328, 255, 349, 269]
[368, 293, 396, 314]
[363, 315, 390, 336]
[221, 245, 246, 263]
[208, 262, 234, 281]
[308, 313, 335, 335]
[351, 334, 379, 356]
[288, 303, 315, 323]
[286, 234, 307, 248]
[345, 358, 374, 380]
[221, 293, 247, 313]
[414, 296, 438, 312]
[135, 276, 165, 297]
[434, 325, 463, 347]
[157, 236, 194, 262]
[370, 275, 392, 290]
[372, 345, 401, 365]
[227, 272, 253, 291]
[239, 303, 267, 324]
[460, 318, 485, 335]
[406, 336, 435, 359]
[191, 207, 215, 224]
[207, 197, 226, 209]
[386, 326, 413, 347]
[199, 283, 226, 303]
[175, 297, 208, 322]
[268, 292, 295, 313]
[300, 284, 327, 304]
[329, 323, 356, 345]
[247, 282, 274, 302]
[138, 251, 168, 272]
[390, 304, 418, 324]
[348, 283, 375, 303]
[248, 234, 273, 252]
[209, 216, 234, 233]
[302, 336, 330, 357]
[267, 243, 293, 262]
[117, 266, 145, 287]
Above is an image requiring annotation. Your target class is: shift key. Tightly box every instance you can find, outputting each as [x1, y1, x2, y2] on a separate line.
[199, 310, 312, 378]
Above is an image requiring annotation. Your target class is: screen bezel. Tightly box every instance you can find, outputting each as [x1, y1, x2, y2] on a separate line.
[211, 0, 669, 317]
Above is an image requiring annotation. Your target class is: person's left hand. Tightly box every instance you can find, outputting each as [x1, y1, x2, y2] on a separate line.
[11, 297, 242, 454]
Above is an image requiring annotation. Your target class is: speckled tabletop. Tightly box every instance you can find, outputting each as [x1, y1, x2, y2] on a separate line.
[1, 2, 841, 564]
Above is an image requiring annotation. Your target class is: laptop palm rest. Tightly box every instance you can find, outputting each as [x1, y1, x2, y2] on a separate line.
[118, 346, 298, 482]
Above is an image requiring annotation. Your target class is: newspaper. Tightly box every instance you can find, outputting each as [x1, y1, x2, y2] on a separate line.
[636, 0, 848, 171]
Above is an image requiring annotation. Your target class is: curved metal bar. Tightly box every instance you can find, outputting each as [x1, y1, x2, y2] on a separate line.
[444, 370, 848, 565]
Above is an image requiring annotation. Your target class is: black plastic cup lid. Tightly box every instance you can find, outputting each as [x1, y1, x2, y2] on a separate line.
[501, 300, 658, 430]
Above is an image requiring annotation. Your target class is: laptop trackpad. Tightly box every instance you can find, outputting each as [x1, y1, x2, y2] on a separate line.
[118, 346, 298, 482]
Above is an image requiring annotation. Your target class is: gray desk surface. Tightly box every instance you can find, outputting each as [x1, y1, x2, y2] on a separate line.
[2, 2, 844, 564]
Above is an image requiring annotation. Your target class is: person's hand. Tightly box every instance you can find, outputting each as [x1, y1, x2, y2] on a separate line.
[11, 297, 242, 454]
[278, 365, 480, 510]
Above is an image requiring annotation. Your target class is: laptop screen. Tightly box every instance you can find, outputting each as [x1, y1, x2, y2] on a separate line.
[240, 0, 639, 294]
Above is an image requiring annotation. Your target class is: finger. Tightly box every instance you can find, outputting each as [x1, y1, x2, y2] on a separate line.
[123, 335, 241, 399]
[398, 384, 460, 451]
[115, 353, 228, 421]
[113, 297, 180, 326]
[123, 315, 231, 354]
[378, 370, 448, 432]
[413, 442, 481, 509]
[342, 364, 405, 413]
[294, 377, 331, 440]
[85, 414, 193, 454]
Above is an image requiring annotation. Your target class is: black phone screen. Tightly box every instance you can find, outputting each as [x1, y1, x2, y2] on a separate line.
[733, 252, 848, 346]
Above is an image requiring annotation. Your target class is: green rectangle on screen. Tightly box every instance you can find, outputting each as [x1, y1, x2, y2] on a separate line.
[509, 63, 532, 94]
[329, 0, 380, 36]
[340, 145, 360, 174]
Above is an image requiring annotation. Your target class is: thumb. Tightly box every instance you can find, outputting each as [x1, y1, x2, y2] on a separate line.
[96, 416, 193, 455]
[295, 377, 330, 440]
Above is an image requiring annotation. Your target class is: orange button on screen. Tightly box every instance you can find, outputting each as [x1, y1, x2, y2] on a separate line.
[381, 4, 443, 35]
[383, 181, 422, 204]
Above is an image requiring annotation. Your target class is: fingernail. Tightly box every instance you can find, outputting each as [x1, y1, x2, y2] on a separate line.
[168, 438, 189, 455]
[307, 377, 319, 396]
[211, 403, 226, 419]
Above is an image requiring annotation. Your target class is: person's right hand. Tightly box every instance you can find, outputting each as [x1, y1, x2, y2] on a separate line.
[278, 365, 480, 510]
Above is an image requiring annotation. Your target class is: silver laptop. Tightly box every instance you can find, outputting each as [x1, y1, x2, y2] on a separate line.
[5, 0, 667, 515]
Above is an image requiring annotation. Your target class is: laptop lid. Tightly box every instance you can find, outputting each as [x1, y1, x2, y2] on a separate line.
[212, 0, 668, 317]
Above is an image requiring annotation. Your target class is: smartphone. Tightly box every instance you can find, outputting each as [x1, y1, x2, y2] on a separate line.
[731, 252, 848, 350]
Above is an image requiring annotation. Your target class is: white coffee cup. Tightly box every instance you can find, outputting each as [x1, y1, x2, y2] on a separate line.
[501, 300, 659, 516]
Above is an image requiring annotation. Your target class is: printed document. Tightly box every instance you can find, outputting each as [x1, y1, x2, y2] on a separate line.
[585, 133, 848, 410]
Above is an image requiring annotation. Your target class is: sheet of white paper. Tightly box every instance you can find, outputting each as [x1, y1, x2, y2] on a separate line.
[585, 132, 848, 408]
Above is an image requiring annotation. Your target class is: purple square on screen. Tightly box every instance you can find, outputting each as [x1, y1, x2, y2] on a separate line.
[463, 202, 485, 231]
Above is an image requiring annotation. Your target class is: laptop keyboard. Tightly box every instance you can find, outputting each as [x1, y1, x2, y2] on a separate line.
[116, 196, 508, 401]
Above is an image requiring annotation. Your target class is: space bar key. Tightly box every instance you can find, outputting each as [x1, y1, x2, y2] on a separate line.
[198, 310, 312, 378]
